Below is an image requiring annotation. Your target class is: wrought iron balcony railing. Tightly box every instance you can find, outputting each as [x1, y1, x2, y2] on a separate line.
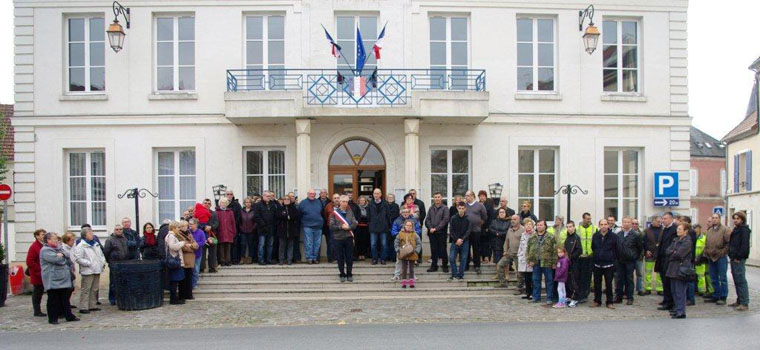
[226, 68, 486, 106]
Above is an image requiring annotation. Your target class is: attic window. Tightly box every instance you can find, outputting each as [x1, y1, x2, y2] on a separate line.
[705, 142, 713, 148]
[718, 143, 726, 148]
[695, 142, 703, 148]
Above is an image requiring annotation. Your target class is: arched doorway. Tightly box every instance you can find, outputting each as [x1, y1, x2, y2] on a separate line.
[328, 139, 386, 199]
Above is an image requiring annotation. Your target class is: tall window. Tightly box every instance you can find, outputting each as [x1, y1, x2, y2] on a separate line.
[430, 148, 470, 205]
[157, 150, 196, 222]
[246, 15, 285, 89]
[246, 149, 285, 198]
[604, 149, 640, 220]
[67, 151, 106, 228]
[67, 17, 105, 92]
[602, 19, 639, 93]
[336, 15, 377, 78]
[689, 168, 699, 196]
[156, 15, 195, 91]
[516, 17, 555, 91]
[518, 148, 557, 221]
[429, 16, 468, 89]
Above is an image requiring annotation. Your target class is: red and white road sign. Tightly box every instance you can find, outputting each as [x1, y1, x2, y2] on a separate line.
[0, 184, 12, 201]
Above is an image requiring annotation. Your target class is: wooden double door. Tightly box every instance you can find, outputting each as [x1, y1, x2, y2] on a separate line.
[327, 139, 386, 198]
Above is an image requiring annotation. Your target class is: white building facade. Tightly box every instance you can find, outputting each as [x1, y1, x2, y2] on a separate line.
[11, 0, 691, 261]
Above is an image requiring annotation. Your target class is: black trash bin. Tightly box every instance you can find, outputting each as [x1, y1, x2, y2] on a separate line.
[0, 264, 7, 307]
[113, 260, 163, 311]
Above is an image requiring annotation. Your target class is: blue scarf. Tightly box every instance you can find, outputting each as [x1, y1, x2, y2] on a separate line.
[84, 238, 96, 247]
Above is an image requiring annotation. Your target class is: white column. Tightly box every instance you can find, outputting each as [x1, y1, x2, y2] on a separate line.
[295, 119, 312, 198]
[404, 118, 420, 193]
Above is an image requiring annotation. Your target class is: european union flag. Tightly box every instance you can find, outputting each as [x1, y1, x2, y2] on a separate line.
[356, 27, 367, 74]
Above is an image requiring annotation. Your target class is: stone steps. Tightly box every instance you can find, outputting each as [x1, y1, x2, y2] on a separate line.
[195, 261, 514, 301]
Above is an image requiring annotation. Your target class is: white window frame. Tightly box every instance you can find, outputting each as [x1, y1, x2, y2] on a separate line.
[66, 150, 106, 230]
[244, 14, 285, 70]
[155, 149, 196, 222]
[244, 148, 286, 198]
[690, 168, 699, 196]
[517, 147, 558, 221]
[65, 16, 105, 93]
[720, 168, 727, 197]
[604, 149, 641, 221]
[154, 15, 195, 92]
[430, 147, 471, 206]
[335, 15, 379, 71]
[516, 16, 557, 92]
[602, 18, 641, 94]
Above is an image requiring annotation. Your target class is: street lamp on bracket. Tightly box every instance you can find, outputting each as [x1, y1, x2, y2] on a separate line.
[579, 4, 600, 55]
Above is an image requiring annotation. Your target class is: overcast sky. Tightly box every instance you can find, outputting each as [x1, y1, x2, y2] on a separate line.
[0, 1, 758, 140]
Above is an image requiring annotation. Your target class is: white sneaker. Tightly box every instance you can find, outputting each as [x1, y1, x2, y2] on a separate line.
[568, 300, 578, 308]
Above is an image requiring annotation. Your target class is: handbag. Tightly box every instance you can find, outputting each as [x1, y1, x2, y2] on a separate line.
[163, 236, 182, 270]
[398, 233, 415, 259]
[677, 261, 696, 280]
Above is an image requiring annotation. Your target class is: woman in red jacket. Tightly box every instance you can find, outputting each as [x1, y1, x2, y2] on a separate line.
[26, 228, 47, 317]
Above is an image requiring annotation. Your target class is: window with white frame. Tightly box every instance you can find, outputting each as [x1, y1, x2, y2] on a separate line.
[604, 149, 640, 220]
[157, 150, 196, 222]
[429, 16, 468, 89]
[516, 17, 555, 91]
[602, 19, 639, 93]
[156, 15, 195, 91]
[67, 17, 105, 92]
[518, 148, 557, 221]
[689, 168, 699, 196]
[245, 15, 285, 89]
[245, 149, 285, 198]
[336, 15, 377, 78]
[720, 168, 727, 197]
[430, 148, 470, 206]
[67, 151, 106, 228]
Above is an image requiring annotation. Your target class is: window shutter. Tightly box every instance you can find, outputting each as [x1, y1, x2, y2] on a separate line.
[734, 154, 740, 193]
[747, 151, 753, 191]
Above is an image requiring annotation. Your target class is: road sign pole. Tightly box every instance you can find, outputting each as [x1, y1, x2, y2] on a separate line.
[3, 200, 8, 265]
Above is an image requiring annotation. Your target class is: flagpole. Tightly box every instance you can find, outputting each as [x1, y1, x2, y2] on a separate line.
[321, 24, 356, 75]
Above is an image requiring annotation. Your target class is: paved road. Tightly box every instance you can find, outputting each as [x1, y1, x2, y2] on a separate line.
[2, 314, 759, 350]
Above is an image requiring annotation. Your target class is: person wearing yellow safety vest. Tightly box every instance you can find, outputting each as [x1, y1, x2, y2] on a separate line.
[576, 212, 596, 303]
[693, 224, 713, 297]
[643, 216, 664, 295]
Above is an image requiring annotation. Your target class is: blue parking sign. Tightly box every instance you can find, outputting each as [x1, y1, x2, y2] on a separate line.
[654, 172, 679, 199]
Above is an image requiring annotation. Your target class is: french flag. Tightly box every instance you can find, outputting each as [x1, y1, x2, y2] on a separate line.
[322, 25, 342, 58]
[373, 23, 386, 59]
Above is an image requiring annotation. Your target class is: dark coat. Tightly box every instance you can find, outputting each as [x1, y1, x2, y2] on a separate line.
[665, 235, 694, 280]
[122, 228, 141, 260]
[103, 234, 130, 264]
[519, 210, 538, 223]
[414, 199, 427, 226]
[564, 233, 583, 260]
[591, 231, 619, 266]
[157, 223, 170, 259]
[655, 224, 677, 273]
[228, 197, 243, 231]
[729, 224, 752, 261]
[254, 200, 277, 236]
[448, 214, 471, 242]
[140, 238, 160, 260]
[276, 203, 301, 239]
[388, 201, 400, 224]
[329, 207, 358, 241]
[368, 199, 392, 233]
[617, 230, 644, 262]
[425, 203, 450, 234]
[643, 225, 663, 261]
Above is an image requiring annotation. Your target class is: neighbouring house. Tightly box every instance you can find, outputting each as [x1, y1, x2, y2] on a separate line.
[689, 126, 726, 226]
[1, 104, 15, 260]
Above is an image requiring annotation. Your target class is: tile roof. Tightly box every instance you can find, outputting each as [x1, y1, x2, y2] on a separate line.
[690, 126, 726, 158]
[723, 79, 759, 143]
[0, 104, 12, 161]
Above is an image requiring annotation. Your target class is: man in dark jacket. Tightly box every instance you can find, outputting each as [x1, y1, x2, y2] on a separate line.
[655, 212, 677, 310]
[591, 220, 618, 309]
[614, 217, 643, 305]
[425, 192, 450, 272]
[564, 221, 582, 306]
[254, 191, 277, 265]
[103, 225, 130, 305]
[367, 188, 391, 265]
[464, 190, 488, 274]
[298, 189, 325, 265]
[385, 193, 400, 262]
[224, 190, 243, 264]
[643, 216, 663, 295]
[448, 202, 471, 280]
[120, 217, 141, 260]
[498, 197, 516, 217]
[728, 211, 751, 311]
[409, 189, 427, 228]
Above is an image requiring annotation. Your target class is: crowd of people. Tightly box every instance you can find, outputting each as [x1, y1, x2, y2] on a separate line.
[24, 186, 752, 323]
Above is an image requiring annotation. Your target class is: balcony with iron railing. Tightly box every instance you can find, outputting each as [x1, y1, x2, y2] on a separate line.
[223, 68, 489, 124]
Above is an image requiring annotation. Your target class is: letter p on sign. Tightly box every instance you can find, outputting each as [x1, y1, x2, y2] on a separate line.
[654, 172, 679, 199]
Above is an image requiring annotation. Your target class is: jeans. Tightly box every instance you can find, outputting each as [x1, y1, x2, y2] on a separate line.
[593, 265, 615, 305]
[192, 255, 202, 288]
[370, 232, 388, 261]
[709, 256, 729, 299]
[258, 234, 274, 264]
[671, 279, 688, 316]
[449, 241, 470, 278]
[303, 227, 322, 261]
[557, 282, 567, 304]
[335, 238, 354, 277]
[239, 233, 256, 260]
[279, 237, 295, 263]
[730, 259, 750, 306]
[532, 265, 555, 302]
[429, 231, 448, 268]
[635, 259, 644, 292]
[687, 281, 696, 303]
[615, 261, 636, 300]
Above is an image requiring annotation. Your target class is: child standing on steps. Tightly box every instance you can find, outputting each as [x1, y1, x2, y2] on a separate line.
[554, 246, 570, 308]
[395, 220, 422, 289]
